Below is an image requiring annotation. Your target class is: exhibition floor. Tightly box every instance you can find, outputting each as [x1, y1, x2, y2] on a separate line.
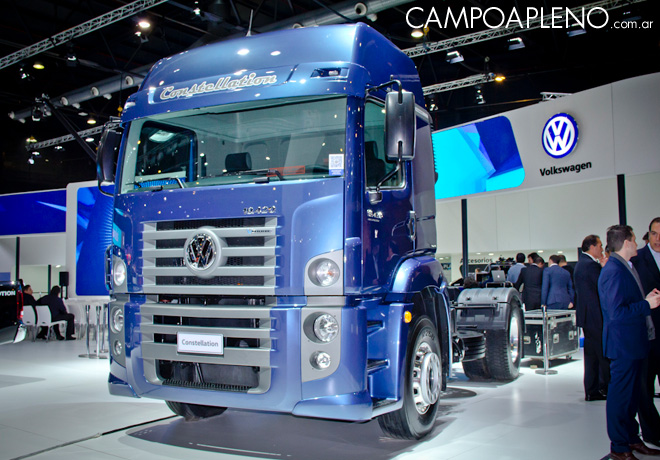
[1, 340, 658, 460]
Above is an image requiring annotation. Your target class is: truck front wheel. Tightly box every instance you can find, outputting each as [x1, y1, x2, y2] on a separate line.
[165, 401, 227, 421]
[378, 317, 442, 439]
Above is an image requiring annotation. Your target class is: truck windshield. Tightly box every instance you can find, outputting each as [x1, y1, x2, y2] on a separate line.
[120, 97, 347, 193]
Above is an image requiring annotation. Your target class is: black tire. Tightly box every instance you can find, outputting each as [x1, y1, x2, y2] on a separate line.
[165, 401, 227, 421]
[378, 317, 443, 440]
[462, 356, 492, 381]
[463, 306, 523, 382]
[484, 306, 523, 381]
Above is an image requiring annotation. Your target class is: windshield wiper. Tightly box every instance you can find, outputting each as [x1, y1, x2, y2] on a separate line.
[134, 176, 186, 191]
[225, 168, 284, 182]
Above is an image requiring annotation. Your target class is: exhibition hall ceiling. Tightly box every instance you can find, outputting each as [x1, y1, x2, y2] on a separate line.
[0, 0, 658, 194]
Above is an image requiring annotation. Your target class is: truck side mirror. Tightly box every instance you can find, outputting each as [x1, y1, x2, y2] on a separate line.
[385, 90, 415, 162]
[96, 127, 123, 186]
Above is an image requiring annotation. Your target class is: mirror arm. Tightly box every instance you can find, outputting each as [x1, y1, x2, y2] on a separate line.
[369, 150, 403, 204]
[366, 78, 403, 99]
[98, 182, 113, 198]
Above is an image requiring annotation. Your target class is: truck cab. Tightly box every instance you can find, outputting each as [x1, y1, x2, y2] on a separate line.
[99, 23, 519, 440]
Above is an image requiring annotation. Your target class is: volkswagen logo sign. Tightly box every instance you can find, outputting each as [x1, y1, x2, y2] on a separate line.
[542, 113, 579, 159]
[183, 227, 223, 278]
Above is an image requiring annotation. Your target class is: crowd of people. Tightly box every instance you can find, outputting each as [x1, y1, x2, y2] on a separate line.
[503, 218, 660, 460]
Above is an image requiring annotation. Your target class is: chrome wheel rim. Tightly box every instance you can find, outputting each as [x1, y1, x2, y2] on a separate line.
[412, 340, 441, 415]
[509, 314, 521, 363]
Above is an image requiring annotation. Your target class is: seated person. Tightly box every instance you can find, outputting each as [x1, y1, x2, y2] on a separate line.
[37, 286, 75, 341]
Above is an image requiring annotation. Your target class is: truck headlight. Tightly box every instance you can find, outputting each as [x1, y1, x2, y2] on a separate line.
[113, 259, 127, 287]
[313, 313, 339, 342]
[110, 307, 124, 333]
[313, 259, 340, 287]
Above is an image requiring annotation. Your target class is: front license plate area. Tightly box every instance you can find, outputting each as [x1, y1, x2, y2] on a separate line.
[177, 332, 224, 355]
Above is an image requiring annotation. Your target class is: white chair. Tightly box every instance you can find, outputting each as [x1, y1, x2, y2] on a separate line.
[35, 305, 67, 341]
[22, 306, 37, 341]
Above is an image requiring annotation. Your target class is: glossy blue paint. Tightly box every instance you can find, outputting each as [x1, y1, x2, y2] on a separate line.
[108, 23, 447, 422]
[123, 24, 424, 123]
[113, 178, 344, 296]
[391, 256, 444, 295]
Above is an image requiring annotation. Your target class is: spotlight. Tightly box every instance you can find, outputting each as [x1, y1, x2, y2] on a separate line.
[19, 66, 30, 80]
[32, 61, 45, 70]
[138, 20, 151, 29]
[87, 117, 97, 125]
[507, 37, 525, 50]
[411, 29, 424, 38]
[494, 75, 506, 82]
[31, 106, 43, 122]
[567, 27, 586, 37]
[28, 157, 35, 165]
[446, 51, 464, 64]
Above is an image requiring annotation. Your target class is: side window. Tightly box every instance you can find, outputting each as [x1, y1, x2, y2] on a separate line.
[364, 101, 403, 188]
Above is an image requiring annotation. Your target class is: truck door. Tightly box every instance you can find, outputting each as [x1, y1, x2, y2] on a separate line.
[362, 99, 414, 291]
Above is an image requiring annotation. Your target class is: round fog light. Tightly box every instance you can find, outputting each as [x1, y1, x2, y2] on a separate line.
[311, 351, 332, 370]
[110, 308, 124, 333]
[113, 340, 123, 356]
[313, 313, 339, 342]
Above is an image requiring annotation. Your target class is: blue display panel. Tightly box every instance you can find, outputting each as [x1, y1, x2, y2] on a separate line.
[76, 186, 113, 296]
[0, 190, 66, 235]
[433, 116, 525, 200]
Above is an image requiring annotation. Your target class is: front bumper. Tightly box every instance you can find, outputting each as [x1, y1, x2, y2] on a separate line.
[109, 296, 372, 421]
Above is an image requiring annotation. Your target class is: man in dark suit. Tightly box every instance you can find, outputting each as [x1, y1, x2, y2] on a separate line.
[37, 286, 75, 341]
[514, 254, 544, 310]
[631, 217, 660, 448]
[541, 254, 575, 309]
[599, 225, 660, 460]
[575, 235, 610, 401]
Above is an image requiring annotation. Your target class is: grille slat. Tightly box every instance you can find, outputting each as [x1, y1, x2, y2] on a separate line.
[140, 302, 273, 393]
[142, 217, 277, 295]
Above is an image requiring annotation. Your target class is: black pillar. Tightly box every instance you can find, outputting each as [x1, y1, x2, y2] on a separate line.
[462, 199, 468, 281]
[15, 237, 20, 285]
[617, 174, 627, 226]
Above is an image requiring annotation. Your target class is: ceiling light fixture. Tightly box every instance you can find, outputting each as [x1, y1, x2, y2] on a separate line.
[446, 50, 464, 64]
[567, 27, 586, 37]
[31, 106, 43, 122]
[507, 37, 525, 50]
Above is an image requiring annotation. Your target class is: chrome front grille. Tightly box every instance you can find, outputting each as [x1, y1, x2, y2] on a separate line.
[140, 302, 273, 393]
[141, 217, 278, 295]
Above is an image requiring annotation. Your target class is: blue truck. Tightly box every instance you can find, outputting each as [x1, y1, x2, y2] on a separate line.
[97, 23, 523, 439]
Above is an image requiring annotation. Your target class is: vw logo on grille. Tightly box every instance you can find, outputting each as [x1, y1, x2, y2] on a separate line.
[542, 113, 579, 159]
[184, 228, 223, 277]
